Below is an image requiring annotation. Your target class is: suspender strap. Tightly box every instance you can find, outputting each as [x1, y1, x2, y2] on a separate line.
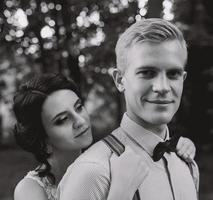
[102, 134, 125, 156]
[187, 160, 200, 198]
[102, 134, 141, 200]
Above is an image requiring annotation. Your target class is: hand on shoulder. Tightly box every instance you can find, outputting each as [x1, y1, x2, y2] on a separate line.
[176, 136, 196, 162]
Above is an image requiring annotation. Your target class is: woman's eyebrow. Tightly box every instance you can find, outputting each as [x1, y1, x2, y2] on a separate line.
[74, 98, 81, 107]
[51, 98, 81, 122]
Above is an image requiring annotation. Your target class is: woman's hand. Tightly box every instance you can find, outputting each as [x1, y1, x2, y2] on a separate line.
[176, 137, 196, 162]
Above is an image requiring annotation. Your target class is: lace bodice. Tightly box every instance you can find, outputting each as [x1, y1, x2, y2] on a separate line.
[25, 170, 57, 200]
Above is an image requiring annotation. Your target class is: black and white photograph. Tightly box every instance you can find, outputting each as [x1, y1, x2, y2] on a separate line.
[0, 0, 212, 200]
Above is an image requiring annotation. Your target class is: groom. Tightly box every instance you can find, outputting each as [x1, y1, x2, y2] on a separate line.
[58, 18, 199, 200]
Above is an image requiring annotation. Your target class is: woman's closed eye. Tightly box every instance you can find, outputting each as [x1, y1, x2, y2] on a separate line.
[55, 116, 69, 125]
[75, 103, 83, 112]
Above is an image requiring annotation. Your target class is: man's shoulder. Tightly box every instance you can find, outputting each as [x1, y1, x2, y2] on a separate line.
[65, 139, 112, 175]
[59, 140, 112, 190]
[77, 127, 123, 163]
[64, 128, 124, 177]
[79, 140, 112, 162]
[58, 141, 113, 200]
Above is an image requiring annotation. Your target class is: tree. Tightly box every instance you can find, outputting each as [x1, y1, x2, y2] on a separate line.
[0, 0, 148, 140]
[173, 0, 213, 147]
[146, 0, 163, 18]
[3, 0, 212, 146]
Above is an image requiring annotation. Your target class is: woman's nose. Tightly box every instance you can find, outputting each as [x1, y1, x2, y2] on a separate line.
[73, 114, 86, 129]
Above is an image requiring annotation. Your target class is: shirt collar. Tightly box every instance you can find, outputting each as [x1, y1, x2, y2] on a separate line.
[120, 113, 170, 157]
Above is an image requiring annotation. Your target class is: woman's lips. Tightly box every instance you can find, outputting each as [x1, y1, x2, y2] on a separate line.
[74, 127, 90, 138]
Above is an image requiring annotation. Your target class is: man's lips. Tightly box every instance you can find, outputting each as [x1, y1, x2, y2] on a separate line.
[74, 127, 90, 138]
[146, 100, 174, 104]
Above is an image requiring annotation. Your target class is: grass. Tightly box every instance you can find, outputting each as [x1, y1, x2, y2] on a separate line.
[0, 145, 212, 200]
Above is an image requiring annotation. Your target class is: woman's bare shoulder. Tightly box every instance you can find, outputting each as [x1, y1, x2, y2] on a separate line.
[14, 178, 48, 200]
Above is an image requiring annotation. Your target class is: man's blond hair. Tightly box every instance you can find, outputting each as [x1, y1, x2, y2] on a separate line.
[115, 18, 187, 72]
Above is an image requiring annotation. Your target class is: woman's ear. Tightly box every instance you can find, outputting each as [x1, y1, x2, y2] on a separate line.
[111, 68, 125, 92]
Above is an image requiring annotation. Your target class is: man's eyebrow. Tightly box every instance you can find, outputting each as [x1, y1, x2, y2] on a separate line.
[135, 66, 158, 71]
[167, 67, 185, 72]
[135, 66, 185, 71]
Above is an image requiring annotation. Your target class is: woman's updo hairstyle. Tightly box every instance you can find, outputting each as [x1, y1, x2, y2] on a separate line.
[13, 73, 81, 182]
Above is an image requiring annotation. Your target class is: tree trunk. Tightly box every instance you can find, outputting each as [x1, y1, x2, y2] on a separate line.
[67, 55, 81, 86]
[146, 0, 163, 18]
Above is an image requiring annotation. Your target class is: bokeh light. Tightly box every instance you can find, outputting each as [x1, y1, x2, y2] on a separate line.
[55, 4, 62, 11]
[40, 25, 55, 38]
[163, 0, 174, 21]
[13, 9, 29, 28]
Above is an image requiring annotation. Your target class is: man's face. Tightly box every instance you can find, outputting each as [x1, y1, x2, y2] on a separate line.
[120, 40, 187, 127]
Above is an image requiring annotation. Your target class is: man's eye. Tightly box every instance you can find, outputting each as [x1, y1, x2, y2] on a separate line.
[55, 116, 68, 125]
[167, 70, 183, 80]
[137, 70, 156, 78]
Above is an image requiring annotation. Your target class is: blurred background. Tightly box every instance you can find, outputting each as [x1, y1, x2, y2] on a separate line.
[0, 0, 212, 199]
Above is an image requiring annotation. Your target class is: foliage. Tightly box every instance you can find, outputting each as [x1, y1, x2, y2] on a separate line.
[173, 0, 213, 146]
[0, 0, 147, 140]
[0, 0, 213, 145]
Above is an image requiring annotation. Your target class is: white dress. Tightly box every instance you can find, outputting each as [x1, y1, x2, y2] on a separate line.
[25, 170, 57, 200]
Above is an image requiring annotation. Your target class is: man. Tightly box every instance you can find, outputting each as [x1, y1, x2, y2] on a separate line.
[58, 18, 199, 200]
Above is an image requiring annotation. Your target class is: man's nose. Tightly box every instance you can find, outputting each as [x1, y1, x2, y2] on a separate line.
[152, 74, 170, 94]
[73, 114, 86, 129]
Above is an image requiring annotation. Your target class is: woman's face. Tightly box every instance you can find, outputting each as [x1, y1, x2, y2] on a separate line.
[41, 89, 93, 151]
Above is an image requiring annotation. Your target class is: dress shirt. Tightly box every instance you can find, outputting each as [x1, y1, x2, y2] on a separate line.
[58, 113, 199, 200]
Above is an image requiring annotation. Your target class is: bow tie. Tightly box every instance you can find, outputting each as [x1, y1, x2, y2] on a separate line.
[152, 135, 180, 162]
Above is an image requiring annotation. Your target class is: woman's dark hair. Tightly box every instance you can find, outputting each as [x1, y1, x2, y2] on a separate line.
[13, 73, 81, 183]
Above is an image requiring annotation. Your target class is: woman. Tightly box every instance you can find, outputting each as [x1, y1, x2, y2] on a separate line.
[13, 73, 196, 200]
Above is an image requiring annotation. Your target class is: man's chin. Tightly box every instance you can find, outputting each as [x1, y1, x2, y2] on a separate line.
[150, 116, 173, 125]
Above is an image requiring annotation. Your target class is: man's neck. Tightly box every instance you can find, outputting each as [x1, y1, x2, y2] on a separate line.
[126, 113, 167, 139]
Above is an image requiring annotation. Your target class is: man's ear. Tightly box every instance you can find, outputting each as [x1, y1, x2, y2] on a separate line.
[183, 71, 187, 81]
[111, 68, 125, 92]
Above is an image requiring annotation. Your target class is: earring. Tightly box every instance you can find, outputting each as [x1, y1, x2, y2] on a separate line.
[47, 144, 53, 154]
[119, 85, 125, 92]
